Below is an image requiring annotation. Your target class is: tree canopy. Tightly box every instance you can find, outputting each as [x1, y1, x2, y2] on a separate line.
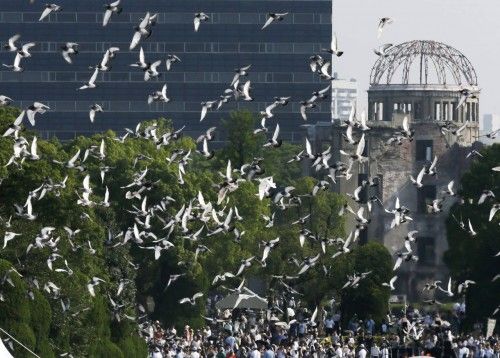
[444, 143, 500, 327]
[0, 108, 394, 355]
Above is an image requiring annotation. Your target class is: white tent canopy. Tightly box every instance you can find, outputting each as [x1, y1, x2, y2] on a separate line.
[0, 337, 14, 358]
[0, 328, 37, 358]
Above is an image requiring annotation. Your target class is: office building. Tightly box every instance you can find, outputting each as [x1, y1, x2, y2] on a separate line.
[480, 114, 500, 144]
[0, 0, 332, 141]
[330, 75, 357, 123]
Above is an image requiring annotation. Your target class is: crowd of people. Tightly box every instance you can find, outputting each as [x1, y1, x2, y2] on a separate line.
[142, 297, 500, 358]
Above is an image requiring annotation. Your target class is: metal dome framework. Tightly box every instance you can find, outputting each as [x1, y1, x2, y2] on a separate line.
[370, 40, 478, 86]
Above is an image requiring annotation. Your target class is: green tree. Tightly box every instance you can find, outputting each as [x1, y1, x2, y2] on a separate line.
[444, 144, 500, 327]
[220, 110, 260, 168]
[340, 242, 393, 325]
[0, 106, 397, 353]
[0, 112, 147, 355]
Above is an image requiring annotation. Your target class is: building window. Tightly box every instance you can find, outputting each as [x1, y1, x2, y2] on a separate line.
[443, 102, 449, 121]
[417, 237, 435, 265]
[417, 185, 436, 213]
[293, 43, 313, 53]
[220, 43, 237, 52]
[373, 102, 384, 121]
[434, 102, 442, 121]
[414, 102, 422, 119]
[357, 173, 368, 204]
[393, 102, 409, 114]
[210, 73, 219, 83]
[377, 175, 383, 200]
[359, 228, 368, 245]
[4, 12, 23, 23]
[416, 140, 433, 161]
[293, 13, 314, 24]
[239, 13, 259, 24]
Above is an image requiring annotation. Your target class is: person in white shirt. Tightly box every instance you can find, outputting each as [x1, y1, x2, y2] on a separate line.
[460, 302, 466, 314]
[358, 344, 367, 358]
[335, 343, 343, 357]
[380, 344, 389, 358]
[458, 343, 469, 358]
[152, 346, 163, 358]
[325, 317, 335, 336]
[250, 345, 261, 358]
[170, 326, 177, 337]
[175, 347, 185, 358]
[484, 344, 494, 358]
[381, 321, 388, 335]
[190, 348, 200, 358]
[370, 343, 380, 358]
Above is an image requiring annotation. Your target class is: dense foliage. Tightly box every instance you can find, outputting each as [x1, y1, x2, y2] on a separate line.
[0, 107, 393, 355]
[444, 143, 500, 327]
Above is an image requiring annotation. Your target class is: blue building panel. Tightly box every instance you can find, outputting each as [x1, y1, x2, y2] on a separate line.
[0, 0, 332, 140]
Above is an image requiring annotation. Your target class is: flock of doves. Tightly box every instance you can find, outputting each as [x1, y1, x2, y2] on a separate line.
[0, 1, 499, 333]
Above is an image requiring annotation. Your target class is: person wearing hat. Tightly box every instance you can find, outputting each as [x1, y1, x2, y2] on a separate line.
[357, 343, 367, 358]
[335, 342, 343, 357]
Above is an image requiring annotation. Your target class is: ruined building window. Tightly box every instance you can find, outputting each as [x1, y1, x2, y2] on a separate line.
[414, 102, 422, 119]
[359, 228, 368, 245]
[377, 175, 383, 200]
[357, 173, 368, 204]
[373, 102, 384, 121]
[417, 185, 436, 213]
[434, 102, 441, 121]
[417, 237, 436, 265]
[393, 102, 411, 114]
[416, 140, 433, 161]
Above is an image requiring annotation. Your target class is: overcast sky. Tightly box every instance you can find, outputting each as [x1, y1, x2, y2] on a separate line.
[333, 0, 500, 118]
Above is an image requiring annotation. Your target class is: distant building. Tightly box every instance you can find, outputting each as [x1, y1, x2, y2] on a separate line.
[482, 114, 496, 132]
[0, 0, 332, 142]
[480, 114, 500, 144]
[331, 76, 357, 123]
[308, 40, 482, 300]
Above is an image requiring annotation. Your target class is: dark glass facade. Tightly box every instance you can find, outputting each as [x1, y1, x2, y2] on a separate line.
[0, 0, 331, 141]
